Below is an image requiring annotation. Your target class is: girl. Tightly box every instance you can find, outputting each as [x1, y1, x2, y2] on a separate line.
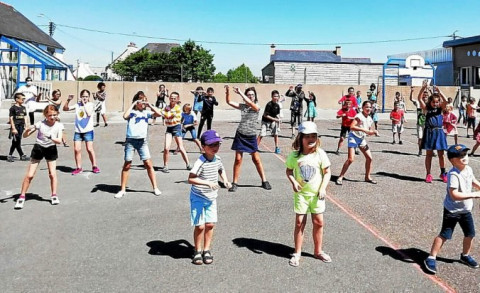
[336, 101, 379, 185]
[469, 123, 480, 156]
[15, 105, 64, 209]
[161, 92, 190, 173]
[458, 96, 467, 127]
[63, 89, 100, 175]
[304, 91, 317, 122]
[286, 121, 331, 267]
[191, 86, 204, 115]
[151, 84, 168, 125]
[225, 85, 271, 192]
[174, 103, 203, 154]
[466, 97, 477, 138]
[8, 93, 28, 162]
[93, 82, 108, 127]
[443, 105, 458, 145]
[46, 89, 68, 147]
[115, 91, 162, 198]
[418, 81, 448, 183]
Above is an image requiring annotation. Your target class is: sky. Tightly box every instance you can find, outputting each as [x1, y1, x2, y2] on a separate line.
[5, 0, 480, 76]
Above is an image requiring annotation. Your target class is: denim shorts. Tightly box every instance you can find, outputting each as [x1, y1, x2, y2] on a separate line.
[347, 133, 367, 148]
[166, 124, 182, 137]
[182, 127, 198, 140]
[439, 209, 475, 240]
[190, 192, 217, 226]
[73, 131, 94, 142]
[124, 138, 150, 161]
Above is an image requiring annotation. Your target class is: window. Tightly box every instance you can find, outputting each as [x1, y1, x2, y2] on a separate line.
[461, 67, 471, 86]
[475, 67, 480, 86]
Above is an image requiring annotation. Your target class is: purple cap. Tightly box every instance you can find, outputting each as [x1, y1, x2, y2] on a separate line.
[201, 130, 222, 145]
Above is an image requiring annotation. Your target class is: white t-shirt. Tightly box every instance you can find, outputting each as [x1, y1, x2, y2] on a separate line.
[70, 102, 94, 133]
[35, 120, 64, 147]
[351, 112, 373, 139]
[444, 166, 474, 213]
[126, 110, 152, 139]
[16, 85, 38, 103]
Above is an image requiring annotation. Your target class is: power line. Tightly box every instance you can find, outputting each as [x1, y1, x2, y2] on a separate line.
[54, 23, 450, 46]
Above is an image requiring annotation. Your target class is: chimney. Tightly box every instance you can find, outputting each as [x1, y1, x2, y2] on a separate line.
[270, 44, 276, 56]
[334, 46, 341, 56]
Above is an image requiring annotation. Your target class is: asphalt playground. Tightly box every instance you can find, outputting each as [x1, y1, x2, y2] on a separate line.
[1, 109, 479, 292]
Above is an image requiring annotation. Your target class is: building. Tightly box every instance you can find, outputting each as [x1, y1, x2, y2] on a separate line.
[0, 2, 71, 100]
[443, 35, 480, 98]
[262, 45, 397, 85]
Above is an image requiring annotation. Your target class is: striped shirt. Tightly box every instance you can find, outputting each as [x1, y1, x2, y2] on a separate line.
[190, 155, 225, 200]
[162, 104, 182, 126]
[237, 103, 259, 136]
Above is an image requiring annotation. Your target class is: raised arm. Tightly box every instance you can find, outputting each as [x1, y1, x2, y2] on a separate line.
[63, 95, 74, 111]
[235, 88, 259, 112]
[225, 85, 240, 109]
[418, 80, 428, 110]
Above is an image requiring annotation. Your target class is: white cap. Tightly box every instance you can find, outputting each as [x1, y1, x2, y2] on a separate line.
[298, 121, 318, 134]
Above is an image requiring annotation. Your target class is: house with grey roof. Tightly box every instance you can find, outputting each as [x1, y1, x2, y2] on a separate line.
[0, 2, 70, 100]
[262, 45, 397, 85]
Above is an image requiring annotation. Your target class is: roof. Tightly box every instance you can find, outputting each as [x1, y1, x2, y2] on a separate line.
[142, 43, 180, 54]
[443, 35, 480, 48]
[0, 2, 64, 49]
[341, 57, 371, 63]
[271, 50, 341, 62]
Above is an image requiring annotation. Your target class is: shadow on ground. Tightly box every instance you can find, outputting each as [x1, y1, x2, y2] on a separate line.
[376, 171, 424, 182]
[146, 239, 193, 259]
[232, 237, 314, 259]
[0, 193, 50, 204]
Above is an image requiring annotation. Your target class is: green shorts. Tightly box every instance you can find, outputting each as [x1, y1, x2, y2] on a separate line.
[294, 193, 325, 214]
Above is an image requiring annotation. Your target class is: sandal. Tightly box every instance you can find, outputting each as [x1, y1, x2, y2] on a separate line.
[289, 253, 300, 267]
[203, 250, 213, 264]
[365, 179, 377, 184]
[335, 178, 343, 185]
[315, 251, 332, 263]
[192, 251, 203, 265]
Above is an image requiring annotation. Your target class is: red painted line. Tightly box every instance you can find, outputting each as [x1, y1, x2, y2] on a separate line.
[261, 141, 457, 293]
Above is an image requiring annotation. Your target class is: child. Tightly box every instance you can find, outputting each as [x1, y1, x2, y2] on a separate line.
[161, 92, 191, 173]
[424, 144, 480, 274]
[286, 121, 332, 267]
[197, 87, 218, 137]
[458, 95, 467, 127]
[469, 122, 480, 156]
[286, 84, 305, 138]
[355, 91, 362, 112]
[370, 95, 380, 133]
[8, 93, 29, 162]
[175, 103, 203, 153]
[151, 84, 168, 125]
[191, 86, 204, 115]
[93, 82, 108, 127]
[418, 81, 448, 183]
[15, 105, 64, 209]
[335, 100, 356, 155]
[336, 101, 379, 185]
[115, 91, 163, 199]
[443, 105, 458, 145]
[63, 89, 100, 175]
[410, 86, 428, 156]
[394, 91, 407, 113]
[257, 90, 281, 154]
[188, 130, 231, 265]
[46, 89, 69, 147]
[304, 91, 317, 122]
[390, 101, 406, 144]
[466, 97, 477, 138]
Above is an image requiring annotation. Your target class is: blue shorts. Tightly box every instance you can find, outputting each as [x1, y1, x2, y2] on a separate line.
[166, 124, 182, 137]
[439, 209, 475, 240]
[73, 131, 94, 142]
[124, 138, 151, 161]
[347, 133, 367, 148]
[182, 127, 198, 140]
[190, 192, 217, 226]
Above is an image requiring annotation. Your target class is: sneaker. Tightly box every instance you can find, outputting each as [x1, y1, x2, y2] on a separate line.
[460, 254, 479, 268]
[289, 253, 301, 267]
[104, 123, 108, 127]
[71, 168, 83, 175]
[14, 197, 25, 209]
[275, 147, 281, 154]
[51, 196, 60, 205]
[399, 141, 403, 145]
[228, 183, 238, 192]
[440, 173, 447, 183]
[161, 166, 170, 173]
[355, 149, 360, 155]
[20, 155, 29, 161]
[186, 164, 192, 171]
[425, 174, 433, 183]
[92, 166, 101, 174]
[7, 155, 14, 162]
[315, 251, 332, 263]
[261, 181, 272, 190]
[114, 190, 126, 199]
[392, 140, 396, 144]
[153, 188, 162, 196]
[424, 257, 437, 274]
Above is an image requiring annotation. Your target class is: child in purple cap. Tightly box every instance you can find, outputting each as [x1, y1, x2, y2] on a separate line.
[188, 130, 231, 265]
[424, 144, 480, 274]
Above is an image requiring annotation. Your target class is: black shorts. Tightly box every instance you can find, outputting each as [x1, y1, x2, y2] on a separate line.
[340, 126, 351, 138]
[30, 144, 58, 161]
[468, 117, 476, 128]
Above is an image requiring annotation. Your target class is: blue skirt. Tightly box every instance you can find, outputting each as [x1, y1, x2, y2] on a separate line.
[421, 127, 447, 150]
[231, 131, 258, 153]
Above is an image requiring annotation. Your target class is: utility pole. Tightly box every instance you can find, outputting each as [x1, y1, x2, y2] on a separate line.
[48, 21, 56, 36]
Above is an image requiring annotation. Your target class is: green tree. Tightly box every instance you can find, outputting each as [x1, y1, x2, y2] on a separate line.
[226, 64, 257, 83]
[169, 40, 215, 82]
[83, 75, 103, 81]
[213, 72, 228, 83]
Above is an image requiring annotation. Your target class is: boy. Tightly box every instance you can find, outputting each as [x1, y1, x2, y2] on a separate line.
[390, 101, 406, 144]
[197, 87, 218, 137]
[257, 90, 281, 154]
[286, 84, 305, 138]
[355, 91, 362, 113]
[335, 100, 356, 155]
[424, 144, 480, 274]
[94, 82, 108, 127]
[188, 130, 231, 265]
[466, 97, 477, 138]
[8, 93, 29, 162]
